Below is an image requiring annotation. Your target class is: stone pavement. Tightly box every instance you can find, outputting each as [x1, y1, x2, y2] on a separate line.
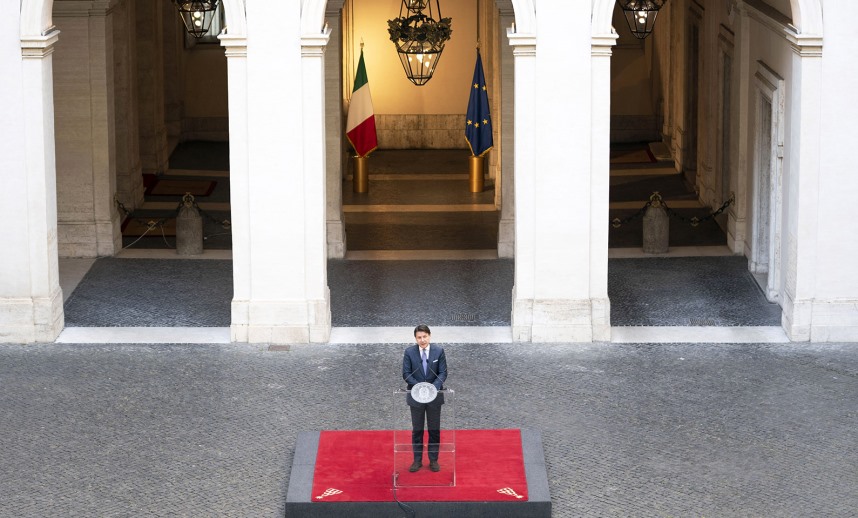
[1, 340, 856, 517]
[63, 256, 780, 329]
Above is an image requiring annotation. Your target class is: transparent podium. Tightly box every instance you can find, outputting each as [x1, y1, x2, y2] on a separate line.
[392, 388, 456, 488]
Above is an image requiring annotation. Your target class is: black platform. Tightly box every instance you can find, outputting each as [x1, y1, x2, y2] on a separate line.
[284, 429, 551, 518]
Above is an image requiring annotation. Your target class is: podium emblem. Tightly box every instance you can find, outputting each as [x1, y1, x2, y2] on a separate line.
[315, 488, 343, 500]
[497, 487, 524, 499]
[411, 382, 438, 403]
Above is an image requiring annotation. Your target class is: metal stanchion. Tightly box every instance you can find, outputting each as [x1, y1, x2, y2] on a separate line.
[468, 155, 484, 193]
[353, 156, 369, 193]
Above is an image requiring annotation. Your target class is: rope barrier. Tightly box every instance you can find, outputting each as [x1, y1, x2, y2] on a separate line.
[115, 193, 231, 249]
[611, 191, 735, 228]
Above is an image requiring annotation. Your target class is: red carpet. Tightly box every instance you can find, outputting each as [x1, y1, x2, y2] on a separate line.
[311, 429, 529, 503]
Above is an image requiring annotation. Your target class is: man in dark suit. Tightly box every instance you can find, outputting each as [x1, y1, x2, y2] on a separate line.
[402, 324, 447, 472]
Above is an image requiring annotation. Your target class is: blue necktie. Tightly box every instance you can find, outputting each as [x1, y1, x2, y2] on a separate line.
[422, 349, 428, 376]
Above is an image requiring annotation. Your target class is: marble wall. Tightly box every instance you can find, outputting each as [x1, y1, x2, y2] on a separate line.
[376, 114, 468, 149]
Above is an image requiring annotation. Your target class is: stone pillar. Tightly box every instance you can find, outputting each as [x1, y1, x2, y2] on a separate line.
[232, 0, 331, 344]
[325, 1, 346, 258]
[496, 5, 515, 258]
[642, 204, 669, 254]
[696, 3, 716, 207]
[590, 32, 618, 341]
[162, 3, 183, 152]
[781, 36, 823, 342]
[483, 1, 499, 183]
[136, 0, 169, 174]
[507, 29, 537, 342]
[301, 28, 333, 343]
[176, 198, 204, 255]
[510, 3, 599, 343]
[53, 1, 122, 257]
[218, 32, 250, 343]
[727, 3, 750, 254]
[114, 0, 144, 210]
[1, 27, 65, 343]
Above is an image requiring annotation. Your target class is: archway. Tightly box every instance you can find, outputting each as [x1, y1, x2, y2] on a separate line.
[300, 0, 534, 35]
[17, 0, 248, 341]
[21, 0, 247, 38]
[301, 0, 543, 339]
[591, 0, 823, 338]
[591, 0, 822, 37]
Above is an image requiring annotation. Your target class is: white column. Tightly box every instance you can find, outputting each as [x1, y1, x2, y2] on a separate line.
[507, 30, 537, 342]
[496, 8, 515, 259]
[590, 33, 618, 342]
[302, 29, 333, 342]
[1, 30, 65, 343]
[781, 36, 823, 341]
[233, 0, 331, 344]
[812, 2, 858, 342]
[219, 34, 251, 343]
[510, 4, 598, 342]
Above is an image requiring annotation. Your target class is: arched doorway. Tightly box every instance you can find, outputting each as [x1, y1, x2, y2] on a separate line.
[591, 0, 824, 339]
[301, 0, 546, 340]
[17, 0, 248, 342]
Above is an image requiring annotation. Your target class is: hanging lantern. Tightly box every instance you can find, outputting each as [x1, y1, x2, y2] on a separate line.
[172, 0, 220, 39]
[618, 0, 667, 39]
[387, 0, 452, 86]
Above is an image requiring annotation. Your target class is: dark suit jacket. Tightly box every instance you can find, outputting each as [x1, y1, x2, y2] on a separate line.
[402, 344, 447, 408]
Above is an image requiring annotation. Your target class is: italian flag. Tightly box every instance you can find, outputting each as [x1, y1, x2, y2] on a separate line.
[346, 50, 378, 158]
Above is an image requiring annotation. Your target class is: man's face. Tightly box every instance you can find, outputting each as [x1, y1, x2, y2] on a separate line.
[415, 331, 431, 349]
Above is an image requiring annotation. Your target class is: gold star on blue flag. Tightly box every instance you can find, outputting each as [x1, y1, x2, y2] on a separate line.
[465, 51, 493, 157]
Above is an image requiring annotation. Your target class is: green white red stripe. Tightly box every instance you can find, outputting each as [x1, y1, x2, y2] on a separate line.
[346, 50, 378, 158]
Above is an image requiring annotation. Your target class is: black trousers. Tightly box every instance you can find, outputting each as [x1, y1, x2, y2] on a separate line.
[410, 403, 441, 461]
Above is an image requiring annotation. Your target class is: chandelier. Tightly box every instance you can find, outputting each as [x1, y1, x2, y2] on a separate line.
[387, 0, 452, 86]
[617, 0, 667, 39]
[172, 0, 220, 39]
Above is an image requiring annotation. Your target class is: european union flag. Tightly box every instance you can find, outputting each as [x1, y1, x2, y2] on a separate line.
[465, 51, 493, 157]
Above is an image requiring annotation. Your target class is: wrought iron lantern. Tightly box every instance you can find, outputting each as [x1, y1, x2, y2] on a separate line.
[172, 0, 220, 39]
[618, 0, 667, 39]
[387, 0, 452, 86]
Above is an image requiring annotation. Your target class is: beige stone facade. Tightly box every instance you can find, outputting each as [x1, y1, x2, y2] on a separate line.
[5, 0, 858, 344]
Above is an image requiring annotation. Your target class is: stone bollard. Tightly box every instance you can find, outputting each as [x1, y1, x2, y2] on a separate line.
[176, 193, 203, 255]
[643, 192, 669, 254]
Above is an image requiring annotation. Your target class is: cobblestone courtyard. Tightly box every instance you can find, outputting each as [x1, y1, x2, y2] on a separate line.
[1, 341, 856, 517]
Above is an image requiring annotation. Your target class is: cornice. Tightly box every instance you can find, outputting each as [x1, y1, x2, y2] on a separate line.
[301, 26, 332, 56]
[218, 34, 247, 57]
[591, 32, 619, 57]
[507, 29, 536, 56]
[21, 29, 61, 58]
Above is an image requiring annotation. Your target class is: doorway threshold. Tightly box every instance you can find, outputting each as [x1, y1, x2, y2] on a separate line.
[56, 327, 231, 344]
[52, 325, 790, 345]
[609, 245, 734, 258]
[611, 326, 788, 343]
[115, 249, 233, 259]
[344, 250, 498, 260]
[329, 326, 513, 344]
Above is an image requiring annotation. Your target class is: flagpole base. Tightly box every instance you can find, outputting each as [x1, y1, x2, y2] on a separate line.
[468, 155, 485, 193]
[353, 156, 369, 193]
